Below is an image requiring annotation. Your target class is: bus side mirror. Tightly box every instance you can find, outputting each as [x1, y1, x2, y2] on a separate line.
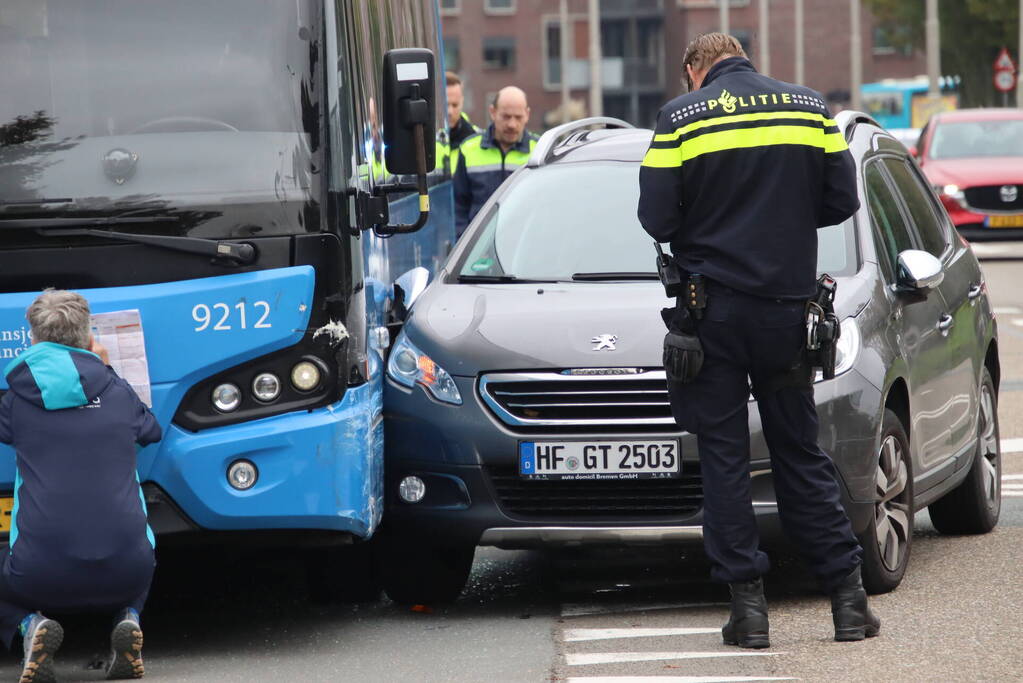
[382, 48, 436, 175]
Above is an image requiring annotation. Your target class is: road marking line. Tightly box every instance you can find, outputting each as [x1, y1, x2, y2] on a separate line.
[1012, 320, 1023, 328]
[562, 601, 729, 618]
[566, 677, 796, 683]
[1002, 474, 1023, 480]
[1001, 438, 1023, 454]
[1003, 491, 1023, 497]
[993, 306, 1023, 314]
[566, 651, 782, 666]
[565, 627, 720, 642]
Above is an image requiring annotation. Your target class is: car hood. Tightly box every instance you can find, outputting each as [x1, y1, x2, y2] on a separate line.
[922, 156, 1023, 187]
[403, 271, 872, 377]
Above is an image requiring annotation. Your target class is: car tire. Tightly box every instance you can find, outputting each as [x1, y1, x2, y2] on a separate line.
[373, 528, 475, 605]
[305, 542, 383, 604]
[860, 408, 914, 595]
[928, 367, 1001, 535]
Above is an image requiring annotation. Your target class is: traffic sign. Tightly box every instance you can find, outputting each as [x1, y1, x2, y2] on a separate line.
[993, 47, 1017, 93]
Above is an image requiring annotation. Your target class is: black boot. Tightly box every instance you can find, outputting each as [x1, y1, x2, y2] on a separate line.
[721, 577, 770, 649]
[830, 566, 881, 641]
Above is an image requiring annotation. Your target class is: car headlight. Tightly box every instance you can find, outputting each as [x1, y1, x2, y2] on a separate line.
[387, 332, 462, 405]
[815, 317, 860, 382]
[933, 183, 966, 208]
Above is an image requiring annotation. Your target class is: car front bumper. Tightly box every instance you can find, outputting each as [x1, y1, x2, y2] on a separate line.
[383, 368, 880, 548]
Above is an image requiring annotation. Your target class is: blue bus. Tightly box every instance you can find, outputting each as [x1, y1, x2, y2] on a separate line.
[0, 0, 453, 582]
[861, 77, 958, 131]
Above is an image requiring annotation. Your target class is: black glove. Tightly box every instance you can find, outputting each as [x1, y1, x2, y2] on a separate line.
[661, 307, 703, 384]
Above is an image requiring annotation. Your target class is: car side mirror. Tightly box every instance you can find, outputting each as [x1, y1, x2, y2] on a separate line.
[392, 266, 431, 322]
[896, 249, 943, 292]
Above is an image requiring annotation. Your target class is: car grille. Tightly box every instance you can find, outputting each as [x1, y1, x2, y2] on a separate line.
[964, 185, 1023, 212]
[478, 370, 675, 431]
[487, 466, 703, 517]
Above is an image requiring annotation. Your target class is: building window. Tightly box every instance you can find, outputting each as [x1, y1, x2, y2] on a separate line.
[545, 22, 563, 86]
[485, 0, 516, 14]
[444, 37, 461, 72]
[440, 0, 460, 15]
[676, 0, 750, 7]
[483, 36, 516, 70]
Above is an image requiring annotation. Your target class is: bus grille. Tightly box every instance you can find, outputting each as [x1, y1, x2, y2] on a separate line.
[478, 370, 675, 430]
[487, 466, 703, 517]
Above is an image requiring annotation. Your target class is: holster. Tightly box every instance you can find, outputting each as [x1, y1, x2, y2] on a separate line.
[661, 306, 703, 384]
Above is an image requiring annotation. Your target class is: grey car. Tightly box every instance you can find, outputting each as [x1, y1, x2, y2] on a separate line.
[375, 112, 1002, 605]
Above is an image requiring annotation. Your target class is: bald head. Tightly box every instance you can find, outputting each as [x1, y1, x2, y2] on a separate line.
[490, 86, 530, 150]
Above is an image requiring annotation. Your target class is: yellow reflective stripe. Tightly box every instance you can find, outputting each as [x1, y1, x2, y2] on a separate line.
[823, 131, 848, 153]
[679, 125, 830, 163]
[653, 110, 828, 142]
[641, 146, 683, 168]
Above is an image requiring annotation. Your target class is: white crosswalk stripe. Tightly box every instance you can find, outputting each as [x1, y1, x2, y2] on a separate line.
[566, 677, 796, 682]
[567, 651, 783, 666]
[565, 627, 720, 642]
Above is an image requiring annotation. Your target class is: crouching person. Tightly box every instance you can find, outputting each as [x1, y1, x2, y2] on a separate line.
[0, 290, 161, 682]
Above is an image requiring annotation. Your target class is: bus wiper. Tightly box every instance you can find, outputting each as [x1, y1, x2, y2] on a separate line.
[571, 272, 660, 281]
[0, 217, 256, 264]
[456, 274, 557, 283]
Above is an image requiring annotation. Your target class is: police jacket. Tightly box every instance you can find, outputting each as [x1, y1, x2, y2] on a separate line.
[638, 57, 859, 299]
[453, 124, 538, 235]
[0, 342, 160, 605]
[437, 112, 481, 175]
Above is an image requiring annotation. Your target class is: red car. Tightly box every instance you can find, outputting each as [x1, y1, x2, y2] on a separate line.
[913, 108, 1023, 239]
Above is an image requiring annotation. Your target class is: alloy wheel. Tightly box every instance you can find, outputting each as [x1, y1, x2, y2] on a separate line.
[978, 384, 1000, 506]
[874, 435, 911, 572]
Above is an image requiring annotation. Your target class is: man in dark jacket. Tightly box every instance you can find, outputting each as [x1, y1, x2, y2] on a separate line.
[0, 290, 160, 681]
[637, 33, 878, 649]
[453, 86, 538, 236]
[437, 71, 481, 175]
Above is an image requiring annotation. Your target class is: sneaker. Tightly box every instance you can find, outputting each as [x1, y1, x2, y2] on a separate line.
[105, 608, 144, 680]
[19, 612, 63, 683]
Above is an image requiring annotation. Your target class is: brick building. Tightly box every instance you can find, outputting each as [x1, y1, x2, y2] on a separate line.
[441, 0, 926, 130]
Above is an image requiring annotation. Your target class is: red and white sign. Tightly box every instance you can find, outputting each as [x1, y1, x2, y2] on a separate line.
[993, 47, 1017, 93]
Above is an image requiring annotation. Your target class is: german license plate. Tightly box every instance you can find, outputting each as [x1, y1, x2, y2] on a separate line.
[985, 215, 1023, 228]
[0, 497, 12, 533]
[518, 440, 680, 480]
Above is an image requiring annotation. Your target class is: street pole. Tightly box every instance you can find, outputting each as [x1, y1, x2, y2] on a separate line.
[560, 0, 571, 123]
[589, 0, 602, 117]
[719, 0, 729, 35]
[794, 0, 804, 85]
[926, 0, 941, 98]
[850, 0, 862, 111]
[759, 0, 770, 76]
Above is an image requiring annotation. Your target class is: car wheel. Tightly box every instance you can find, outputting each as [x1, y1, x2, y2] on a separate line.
[860, 408, 913, 595]
[373, 528, 475, 605]
[928, 367, 1001, 535]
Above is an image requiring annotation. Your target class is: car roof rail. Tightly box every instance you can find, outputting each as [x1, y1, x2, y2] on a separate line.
[834, 110, 883, 141]
[527, 116, 635, 168]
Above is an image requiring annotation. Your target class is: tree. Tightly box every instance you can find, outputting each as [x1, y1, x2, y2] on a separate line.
[865, 0, 1020, 107]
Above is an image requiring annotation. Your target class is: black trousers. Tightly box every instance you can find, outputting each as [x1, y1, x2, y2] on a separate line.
[666, 283, 862, 591]
[0, 546, 152, 649]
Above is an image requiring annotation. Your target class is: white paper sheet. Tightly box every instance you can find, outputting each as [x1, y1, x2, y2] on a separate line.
[90, 309, 152, 407]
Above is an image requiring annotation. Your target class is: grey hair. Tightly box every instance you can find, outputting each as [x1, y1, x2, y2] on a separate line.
[26, 289, 92, 349]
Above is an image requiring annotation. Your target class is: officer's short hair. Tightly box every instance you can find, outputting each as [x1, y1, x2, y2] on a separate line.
[26, 289, 92, 350]
[682, 32, 747, 74]
[445, 71, 462, 87]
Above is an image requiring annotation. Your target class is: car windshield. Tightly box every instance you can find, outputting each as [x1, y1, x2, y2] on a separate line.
[456, 162, 855, 281]
[929, 119, 1023, 160]
[0, 0, 321, 238]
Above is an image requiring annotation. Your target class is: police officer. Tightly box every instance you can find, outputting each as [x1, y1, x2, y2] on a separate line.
[437, 72, 481, 175]
[453, 86, 538, 236]
[637, 33, 879, 648]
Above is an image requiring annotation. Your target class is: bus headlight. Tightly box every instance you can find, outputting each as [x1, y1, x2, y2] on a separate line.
[387, 333, 462, 405]
[212, 383, 242, 412]
[252, 373, 282, 402]
[290, 360, 323, 392]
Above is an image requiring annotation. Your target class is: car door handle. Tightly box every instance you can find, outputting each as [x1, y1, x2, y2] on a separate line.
[967, 283, 983, 301]
[937, 314, 955, 333]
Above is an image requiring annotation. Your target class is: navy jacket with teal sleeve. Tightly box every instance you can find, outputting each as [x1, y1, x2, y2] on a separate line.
[0, 342, 160, 607]
[638, 57, 860, 299]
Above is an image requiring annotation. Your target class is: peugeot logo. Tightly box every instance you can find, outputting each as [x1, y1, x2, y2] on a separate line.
[1001, 185, 1018, 203]
[591, 334, 618, 351]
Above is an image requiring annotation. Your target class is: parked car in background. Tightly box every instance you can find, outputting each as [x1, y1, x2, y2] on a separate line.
[375, 114, 1002, 606]
[914, 108, 1023, 239]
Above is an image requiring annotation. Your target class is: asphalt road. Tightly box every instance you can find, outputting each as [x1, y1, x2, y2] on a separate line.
[4, 246, 1023, 682]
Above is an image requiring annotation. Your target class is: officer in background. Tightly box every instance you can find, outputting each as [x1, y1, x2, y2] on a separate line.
[437, 72, 481, 175]
[453, 86, 538, 236]
[637, 33, 878, 648]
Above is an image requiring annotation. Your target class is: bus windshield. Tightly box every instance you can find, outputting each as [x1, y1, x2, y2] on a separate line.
[0, 0, 323, 238]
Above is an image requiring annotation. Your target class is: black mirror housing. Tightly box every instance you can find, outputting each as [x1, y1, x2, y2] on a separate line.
[382, 48, 436, 175]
